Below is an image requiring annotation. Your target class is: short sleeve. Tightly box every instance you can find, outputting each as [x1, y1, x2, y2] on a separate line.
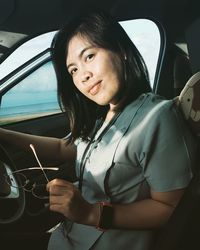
[143, 100, 196, 192]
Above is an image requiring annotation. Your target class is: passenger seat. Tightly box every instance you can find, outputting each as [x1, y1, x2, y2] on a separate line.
[156, 45, 192, 99]
[154, 71, 200, 250]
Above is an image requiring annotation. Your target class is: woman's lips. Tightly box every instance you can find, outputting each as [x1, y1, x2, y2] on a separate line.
[89, 82, 101, 95]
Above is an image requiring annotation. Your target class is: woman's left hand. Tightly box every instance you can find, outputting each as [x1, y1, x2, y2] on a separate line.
[46, 179, 98, 225]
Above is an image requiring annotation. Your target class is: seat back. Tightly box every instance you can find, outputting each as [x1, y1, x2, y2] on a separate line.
[156, 45, 192, 99]
[154, 72, 200, 250]
[173, 46, 192, 96]
[178, 71, 200, 136]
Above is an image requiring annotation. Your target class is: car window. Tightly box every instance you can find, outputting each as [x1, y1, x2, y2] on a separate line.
[0, 61, 60, 125]
[0, 31, 56, 80]
[0, 19, 160, 125]
[120, 19, 160, 85]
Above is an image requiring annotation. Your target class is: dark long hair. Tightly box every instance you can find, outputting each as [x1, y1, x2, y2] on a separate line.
[51, 10, 151, 141]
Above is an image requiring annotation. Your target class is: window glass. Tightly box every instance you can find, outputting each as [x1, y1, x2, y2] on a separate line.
[120, 19, 160, 86]
[0, 62, 60, 125]
[0, 31, 56, 80]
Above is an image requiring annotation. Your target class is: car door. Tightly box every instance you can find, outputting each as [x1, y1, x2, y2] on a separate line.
[0, 47, 71, 250]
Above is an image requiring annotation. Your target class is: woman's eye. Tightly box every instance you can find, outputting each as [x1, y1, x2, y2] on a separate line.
[86, 54, 94, 61]
[70, 68, 77, 75]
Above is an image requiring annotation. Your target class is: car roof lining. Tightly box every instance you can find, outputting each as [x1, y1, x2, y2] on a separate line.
[0, 0, 199, 61]
[0, 0, 15, 26]
[0, 0, 198, 37]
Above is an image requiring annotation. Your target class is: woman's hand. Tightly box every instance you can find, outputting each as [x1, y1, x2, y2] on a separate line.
[46, 179, 99, 226]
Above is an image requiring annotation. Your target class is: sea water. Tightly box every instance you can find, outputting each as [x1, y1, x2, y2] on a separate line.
[0, 90, 60, 118]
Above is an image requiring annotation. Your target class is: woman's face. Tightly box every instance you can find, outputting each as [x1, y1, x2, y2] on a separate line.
[66, 35, 123, 108]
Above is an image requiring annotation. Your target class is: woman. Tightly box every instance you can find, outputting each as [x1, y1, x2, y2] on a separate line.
[0, 10, 196, 250]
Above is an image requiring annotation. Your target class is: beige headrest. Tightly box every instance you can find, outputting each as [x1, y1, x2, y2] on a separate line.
[176, 72, 200, 135]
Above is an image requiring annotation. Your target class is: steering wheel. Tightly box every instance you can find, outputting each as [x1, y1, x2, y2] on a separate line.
[0, 143, 25, 224]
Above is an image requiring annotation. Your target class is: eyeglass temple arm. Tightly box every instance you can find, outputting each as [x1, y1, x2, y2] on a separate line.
[29, 144, 49, 182]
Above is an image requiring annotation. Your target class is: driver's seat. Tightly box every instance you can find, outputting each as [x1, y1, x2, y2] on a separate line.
[154, 71, 200, 250]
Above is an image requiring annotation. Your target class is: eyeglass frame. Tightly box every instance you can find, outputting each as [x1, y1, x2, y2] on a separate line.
[4, 167, 59, 199]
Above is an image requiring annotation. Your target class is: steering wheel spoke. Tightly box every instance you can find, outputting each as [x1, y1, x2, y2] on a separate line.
[0, 144, 25, 224]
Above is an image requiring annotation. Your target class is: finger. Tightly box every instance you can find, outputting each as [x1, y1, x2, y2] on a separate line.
[48, 185, 71, 196]
[46, 178, 72, 191]
[49, 194, 67, 205]
[49, 197, 71, 217]
[49, 203, 67, 215]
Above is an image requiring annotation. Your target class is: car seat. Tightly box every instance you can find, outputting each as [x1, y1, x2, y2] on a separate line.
[154, 71, 200, 250]
[156, 45, 192, 99]
[173, 46, 193, 97]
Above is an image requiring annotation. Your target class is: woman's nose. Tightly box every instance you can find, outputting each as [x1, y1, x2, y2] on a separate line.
[81, 70, 92, 83]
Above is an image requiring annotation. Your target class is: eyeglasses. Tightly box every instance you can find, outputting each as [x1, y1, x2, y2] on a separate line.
[4, 167, 59, 199]
[4, 144, 59, 199]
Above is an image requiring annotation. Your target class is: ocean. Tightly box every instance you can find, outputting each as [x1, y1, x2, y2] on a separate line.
[0, 90, 60, 118]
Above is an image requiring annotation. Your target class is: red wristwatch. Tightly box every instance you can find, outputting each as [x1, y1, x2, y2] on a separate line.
[96, 202, 114, 231]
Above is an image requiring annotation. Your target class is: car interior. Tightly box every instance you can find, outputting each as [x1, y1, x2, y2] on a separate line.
[0, 0, 200, 249]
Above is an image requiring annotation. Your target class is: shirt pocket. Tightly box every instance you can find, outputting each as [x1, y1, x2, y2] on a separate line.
[104, 162, 146, 203]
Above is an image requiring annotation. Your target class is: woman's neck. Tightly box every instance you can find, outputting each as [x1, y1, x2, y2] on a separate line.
[105, 109, 117, 122]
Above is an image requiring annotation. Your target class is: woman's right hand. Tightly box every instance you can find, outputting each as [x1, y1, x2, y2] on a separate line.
[47, 178, 99, 226]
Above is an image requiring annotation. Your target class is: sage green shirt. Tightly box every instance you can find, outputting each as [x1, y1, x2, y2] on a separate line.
[48, 93, 196, 250]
